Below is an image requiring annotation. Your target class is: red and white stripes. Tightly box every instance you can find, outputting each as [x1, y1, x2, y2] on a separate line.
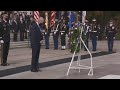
[34, 11, 40, 22]
[50, 11, 56, 27]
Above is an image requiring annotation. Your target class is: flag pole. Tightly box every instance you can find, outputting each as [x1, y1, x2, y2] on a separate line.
[45, 11, 48, 32]
[68, 11, 72, 49]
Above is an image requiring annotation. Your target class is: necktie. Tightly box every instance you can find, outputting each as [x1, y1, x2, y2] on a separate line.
[36, 22, 42, 32]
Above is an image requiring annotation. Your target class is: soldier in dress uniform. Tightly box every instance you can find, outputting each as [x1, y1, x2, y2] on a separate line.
[90, 18, 98, 51]
[60, 19, 67, 50]
[0, 12, 10, 66]
[43, 23, 50, 49]
[97, 24, 102, 40]
[84, 20, 90, 51]
[106, 20, 116, 53]
[12, 15, 19, 42]
[51, 19, 60, 50]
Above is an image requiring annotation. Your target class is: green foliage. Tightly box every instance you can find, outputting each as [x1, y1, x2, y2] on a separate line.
[115, 33, 120, 40]
[70, 28, 80, 53]
[69, 28, 85, 53]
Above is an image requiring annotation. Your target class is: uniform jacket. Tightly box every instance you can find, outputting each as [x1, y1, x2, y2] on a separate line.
[106, 25, 116, 38]
[0, 19, 10, 43]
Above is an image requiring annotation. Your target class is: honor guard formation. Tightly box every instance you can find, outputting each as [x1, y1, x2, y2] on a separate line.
[0, 11, 117, 72]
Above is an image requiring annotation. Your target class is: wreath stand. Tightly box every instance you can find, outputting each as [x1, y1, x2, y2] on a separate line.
[66, 23, 93, 76]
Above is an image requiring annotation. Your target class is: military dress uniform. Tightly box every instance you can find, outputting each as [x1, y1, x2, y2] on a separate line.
[51, 20, 60, 50]
[40, 23, 50, 49]
[106, 21, 116, 52]
[0, 13, 10, 66]
[44, 26, 50, 49]
[60, 20, 67, 50]
[90, 19, 98, 51]
[84, 21, 90, 51]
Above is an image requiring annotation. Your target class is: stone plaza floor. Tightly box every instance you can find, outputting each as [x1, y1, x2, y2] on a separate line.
[0, 40, 120, 79]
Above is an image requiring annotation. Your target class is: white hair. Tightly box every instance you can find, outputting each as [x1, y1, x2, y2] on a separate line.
[39, 17, 44, 23]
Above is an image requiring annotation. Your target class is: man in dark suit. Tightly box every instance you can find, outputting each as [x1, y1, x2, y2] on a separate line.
[0, 12, 10, 66]
[18, 15, 26, 41]
[12, 15, 19, 42]
[29, 16, 43, 72]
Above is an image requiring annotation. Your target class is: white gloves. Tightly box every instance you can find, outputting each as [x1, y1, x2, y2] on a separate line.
[0, 40, 4, 43]
[27, 30, 29, 33]
[61, 33, 63, 35]
[54, 32, 56, 35]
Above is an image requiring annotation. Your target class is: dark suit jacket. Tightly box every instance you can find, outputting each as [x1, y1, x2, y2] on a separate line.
[18, 19, 26, 32]
[12, 20, 19, 32]
[29, 21, 43, 47]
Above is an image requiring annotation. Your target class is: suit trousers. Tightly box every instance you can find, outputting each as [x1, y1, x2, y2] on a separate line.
[31, 43, 41, 70]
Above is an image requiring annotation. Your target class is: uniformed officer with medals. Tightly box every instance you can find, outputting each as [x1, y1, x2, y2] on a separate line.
[0, 12, 10, 66]
[60, 19, 67, 50]
[90, 18, 98, 51]
[83, 20, 90, 51]
[106, 20, 116, 53]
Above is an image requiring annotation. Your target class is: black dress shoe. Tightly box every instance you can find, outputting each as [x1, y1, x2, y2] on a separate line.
[1, 63, 10, 66]
[37, 68, 42, 72]
[31, 69, 38, 72]
[92, 50, 96, 51]
[54, 48, 58, 50]
[45, 48, 49, 49]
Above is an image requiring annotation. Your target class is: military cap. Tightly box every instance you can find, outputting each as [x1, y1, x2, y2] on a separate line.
[92, 18, 96, 22]
[1, 12, 8, 16]
[85, 20, 88, 22]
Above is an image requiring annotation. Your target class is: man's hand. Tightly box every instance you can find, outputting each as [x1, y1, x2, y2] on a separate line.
[40, 40, 43, 44]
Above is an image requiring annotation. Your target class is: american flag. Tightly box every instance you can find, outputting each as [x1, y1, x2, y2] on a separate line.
[50, 11, 56, 28]
[34, 11, 40, 22]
